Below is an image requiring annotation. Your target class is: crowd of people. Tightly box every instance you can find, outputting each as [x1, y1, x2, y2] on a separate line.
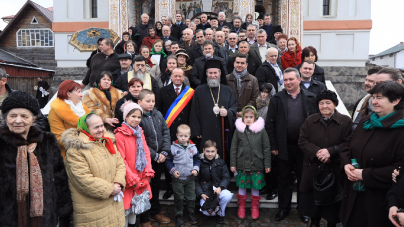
[1, 11, 404, 227]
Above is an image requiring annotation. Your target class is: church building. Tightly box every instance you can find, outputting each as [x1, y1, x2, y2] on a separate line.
[53, 0, 371, 68]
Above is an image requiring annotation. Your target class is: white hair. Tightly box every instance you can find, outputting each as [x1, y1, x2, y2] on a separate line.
[205, 28, 213, 33]
[266, 47, 278, 56]
[141, 13, 149, 19]
[218, 12, 225, 16]
[167, 16, 173, 22]
[257, 29, 267, 36]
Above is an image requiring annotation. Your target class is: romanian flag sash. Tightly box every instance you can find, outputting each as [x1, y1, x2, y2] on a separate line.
[165, 86, 194, 128]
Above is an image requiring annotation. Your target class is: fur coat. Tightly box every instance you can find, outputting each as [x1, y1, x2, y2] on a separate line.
[48, 98, 90, 158]
[0, 125, 72, 227]
[62, 128, 126, 227]
[230, 117, 271, 171]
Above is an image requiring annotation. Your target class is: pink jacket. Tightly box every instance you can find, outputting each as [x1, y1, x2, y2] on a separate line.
[115, 124, 155, 210]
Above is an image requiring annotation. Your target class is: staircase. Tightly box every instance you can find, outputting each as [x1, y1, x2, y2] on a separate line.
[158, 174, 298, 208]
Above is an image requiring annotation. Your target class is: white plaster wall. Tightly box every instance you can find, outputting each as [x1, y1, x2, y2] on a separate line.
[303, 30, 370, 67]
[53, 0, 110, 22]
[55, 33, 94, 67]
[396, 51, 404, 69]
[303, 0, 371, 21]
[369, 55, 395, 67]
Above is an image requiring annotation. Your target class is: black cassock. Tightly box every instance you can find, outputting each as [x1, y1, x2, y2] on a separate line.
[36, 80, 50, 109]
[189, 84, 237, 159]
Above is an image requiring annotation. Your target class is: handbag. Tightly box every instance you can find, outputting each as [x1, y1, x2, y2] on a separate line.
[312, 147, 343, 205]
[130, 189, 151, 215]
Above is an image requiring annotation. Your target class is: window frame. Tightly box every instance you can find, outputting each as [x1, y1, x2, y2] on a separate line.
[91, 0, 98, 18]
[30, 16, 38, 24]
[16, 28, 54, 48]
[323, 0, 330, 16]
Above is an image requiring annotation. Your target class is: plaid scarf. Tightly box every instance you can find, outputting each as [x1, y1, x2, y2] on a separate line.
[17, 143, 43, 227]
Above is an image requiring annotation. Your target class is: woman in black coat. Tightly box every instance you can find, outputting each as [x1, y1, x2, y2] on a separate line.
[298, 90, 353, 227]
[114, 78, 143, 127]
[0, 91, 72, 227]
[387, 156, 404, 227]
[294, 46, 325, 84]
[195, 141, 233, 224]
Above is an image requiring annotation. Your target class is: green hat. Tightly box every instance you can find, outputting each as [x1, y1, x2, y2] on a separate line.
[241, 105, 259, 121]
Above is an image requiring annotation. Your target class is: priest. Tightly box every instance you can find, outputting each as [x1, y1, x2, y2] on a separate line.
[189, 60, 237, 161]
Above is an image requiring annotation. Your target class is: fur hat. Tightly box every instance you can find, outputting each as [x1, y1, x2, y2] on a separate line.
[121, 100, 143, 120]
[1, 90, 40, 116]
[316, 90, 339, 106]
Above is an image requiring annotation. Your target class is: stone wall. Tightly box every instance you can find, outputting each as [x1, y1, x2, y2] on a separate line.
[50, 67, 87, 97]
[323, 66, 369, 111]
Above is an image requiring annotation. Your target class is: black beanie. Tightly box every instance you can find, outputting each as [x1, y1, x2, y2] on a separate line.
[315, 90, 339, 106]
[2, 91, 40, 116]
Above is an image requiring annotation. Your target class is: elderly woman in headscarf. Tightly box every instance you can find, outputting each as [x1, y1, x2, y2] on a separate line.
[0, 91, 72, 227]
[48, 80, 90, 159]
[256, 83, 276, 121]
[83, 71, 123, 131]
[62, 113, 126, 227]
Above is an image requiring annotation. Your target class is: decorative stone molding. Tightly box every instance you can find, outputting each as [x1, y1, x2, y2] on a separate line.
[280, 0, 302, 42]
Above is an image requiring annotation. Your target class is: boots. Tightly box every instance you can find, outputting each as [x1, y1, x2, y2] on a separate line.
[237, 193, 247, 219]
[250, 195, 261, 220]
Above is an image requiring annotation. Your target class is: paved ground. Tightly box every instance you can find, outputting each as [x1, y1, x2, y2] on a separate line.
[144, 205, 343, 227]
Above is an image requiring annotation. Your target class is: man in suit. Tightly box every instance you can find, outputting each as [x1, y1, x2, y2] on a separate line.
[214, 31, 226, 48]
[188, 30, 222, 66]
[175, 13, 188, 34]
[158, 67, 193, 200]
[246, 24, 257, 44]
[166, 16, 182, 40]
[191, 40, 228, 87]
[230, 16, 243, 34]
[259, 14, 282, 44]
[265, 68, 317, 223]
[299, 61, 326, 96]
[205, 28, 214, 41]
[219, 33, 239, 72]
[218, 12, 231, 28]
[227, 41, 262, 76]
[161, 26, 179, 42]
[255, 47, 284, 92]
[179, 28, 197, 51]
[249, 29, 282, 67]
[196, 13, 211, 30]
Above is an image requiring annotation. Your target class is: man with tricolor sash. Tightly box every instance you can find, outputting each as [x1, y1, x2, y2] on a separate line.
[158, 67, 195, 199]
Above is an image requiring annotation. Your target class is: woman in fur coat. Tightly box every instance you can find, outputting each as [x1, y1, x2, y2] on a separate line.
[0, 91, 72, 227]
[83, 71, 123, 132]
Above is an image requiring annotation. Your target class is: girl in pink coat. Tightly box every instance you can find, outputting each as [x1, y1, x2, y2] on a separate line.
[115, 101, 155, 227]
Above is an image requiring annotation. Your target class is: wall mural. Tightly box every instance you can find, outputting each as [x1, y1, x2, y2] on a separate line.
[212, 0, 233, 20]
[176, 1, 203, 20]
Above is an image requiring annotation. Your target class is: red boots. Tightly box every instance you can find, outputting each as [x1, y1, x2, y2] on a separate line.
[237, 193, 247, 219]
[250, 195, 261, 220]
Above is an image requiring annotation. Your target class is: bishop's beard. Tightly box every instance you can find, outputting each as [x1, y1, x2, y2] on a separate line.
[207, 77, 220, 88]
[135, 68, 145, 80]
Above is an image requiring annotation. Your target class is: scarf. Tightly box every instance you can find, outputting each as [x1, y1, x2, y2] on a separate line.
[151, 45, 167, 58]
[64, 99, 87, 117]
[232, 68, 248, 93]
[179, 63, 192, 72]
[94, 83, 112, 110]
[77, 114, 116, 154]
[17, 143, 43, 227]
[145, 57, 153, 68]
[257, 95, 270, 109]
[161, 70, 172, 85]
[122, 122, 147, 172]
[363, 111, 404, 130]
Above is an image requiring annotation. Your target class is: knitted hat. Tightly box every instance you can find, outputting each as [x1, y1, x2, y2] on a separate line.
[241, 105, 259, 121]
[316, 90, 339, 106]
[2, 91, 40, 116]
[121, 100, 143, 120]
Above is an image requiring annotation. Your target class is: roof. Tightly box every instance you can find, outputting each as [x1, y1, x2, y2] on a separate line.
[0, 1, 53, 41]
[0, 7, 52, 20]
[0, 48, 38, 67]
[0, 62, 55, 72]
[372, 42, 404, 58]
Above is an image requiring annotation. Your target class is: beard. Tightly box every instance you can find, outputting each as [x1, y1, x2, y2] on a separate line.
[205, 53, 212, 58]
[207, 77, 220, 88]
[134, 68, 145, 80]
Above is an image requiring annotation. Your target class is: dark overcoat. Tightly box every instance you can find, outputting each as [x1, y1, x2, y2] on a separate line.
[0, 125, 72, 227]
[298, 111, 353, 192]
[339, 109, 404, 227]
[295, 63, 326, 84]
[255, 60, 283, 91]
[157, 83, 193, 142]
[226, 72, 259, 112]
[190, 55, 228, 87]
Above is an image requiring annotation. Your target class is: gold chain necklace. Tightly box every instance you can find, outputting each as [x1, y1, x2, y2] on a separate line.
[209, 85, 221, 116]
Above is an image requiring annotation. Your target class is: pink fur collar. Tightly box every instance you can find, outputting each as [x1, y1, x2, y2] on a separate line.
[235, 117, 265, 133]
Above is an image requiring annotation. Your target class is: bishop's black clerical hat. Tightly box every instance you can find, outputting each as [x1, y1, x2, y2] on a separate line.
[205, 59, 221, 70]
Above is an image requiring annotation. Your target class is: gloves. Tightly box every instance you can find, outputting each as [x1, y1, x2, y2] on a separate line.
[114, 191, 124, 202]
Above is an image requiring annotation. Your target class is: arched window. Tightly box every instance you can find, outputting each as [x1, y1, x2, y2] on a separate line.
[16, 29, 54, 47]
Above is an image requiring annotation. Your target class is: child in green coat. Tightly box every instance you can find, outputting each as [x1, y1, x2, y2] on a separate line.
[230, 106, 271, 220]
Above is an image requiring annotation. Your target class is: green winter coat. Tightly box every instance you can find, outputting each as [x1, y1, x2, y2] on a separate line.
[230, 117, 271, 171]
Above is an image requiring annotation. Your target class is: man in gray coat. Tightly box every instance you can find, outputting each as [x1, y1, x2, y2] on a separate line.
[249, 29, 282, 68]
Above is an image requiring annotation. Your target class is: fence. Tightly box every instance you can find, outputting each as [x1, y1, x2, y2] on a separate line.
[7, 76, 52, 97]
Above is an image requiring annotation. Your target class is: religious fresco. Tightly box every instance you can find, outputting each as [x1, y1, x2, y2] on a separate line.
[176, 1, 203, 20]
[212, 0, 233, 20]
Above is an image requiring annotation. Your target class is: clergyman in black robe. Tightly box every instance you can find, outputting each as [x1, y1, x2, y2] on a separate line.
[36, 77, 50, 108]
[189, 63, 237, 160]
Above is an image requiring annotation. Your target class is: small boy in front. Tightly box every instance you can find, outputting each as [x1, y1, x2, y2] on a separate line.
[165, 124, 201, 227]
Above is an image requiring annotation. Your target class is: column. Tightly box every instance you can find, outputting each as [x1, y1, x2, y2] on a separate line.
[235, 0, 255, 21]
[280, 0, 303, 43]
[109, 0, 129, 38]
[155, 0, 173, 22]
